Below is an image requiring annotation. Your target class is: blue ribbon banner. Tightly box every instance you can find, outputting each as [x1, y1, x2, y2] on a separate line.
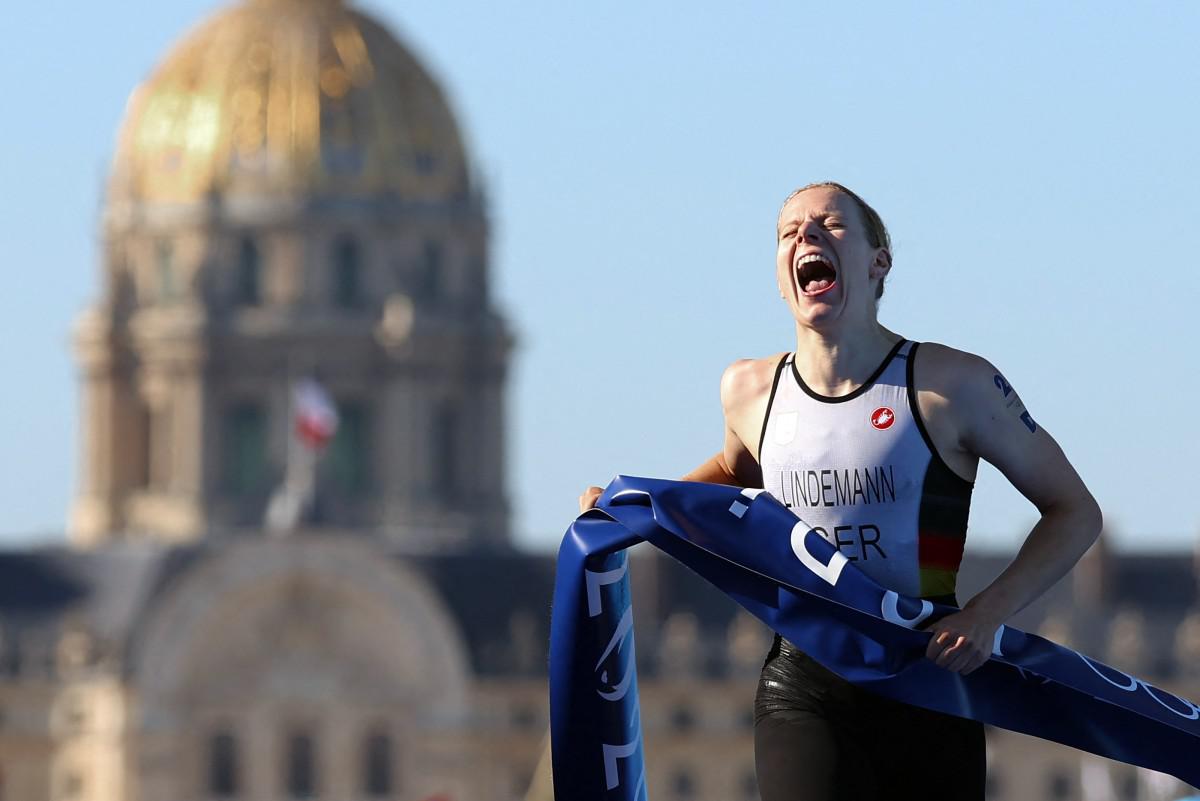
[549, 477, 1200, 800]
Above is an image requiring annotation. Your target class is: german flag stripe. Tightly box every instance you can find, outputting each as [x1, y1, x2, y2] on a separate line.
[920, 531, 967, 571]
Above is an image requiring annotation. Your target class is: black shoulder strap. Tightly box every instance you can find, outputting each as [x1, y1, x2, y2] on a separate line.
[756, 354, 790, 463]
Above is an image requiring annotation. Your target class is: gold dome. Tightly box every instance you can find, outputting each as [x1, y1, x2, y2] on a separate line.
[108, 0, 470, 207]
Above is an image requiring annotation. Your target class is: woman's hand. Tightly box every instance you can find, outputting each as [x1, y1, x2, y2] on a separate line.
[923, 605, 1003, 675]
[578, 486, 604, 514]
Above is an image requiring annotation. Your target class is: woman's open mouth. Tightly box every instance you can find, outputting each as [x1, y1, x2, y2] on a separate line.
[795, 253, 838, 297]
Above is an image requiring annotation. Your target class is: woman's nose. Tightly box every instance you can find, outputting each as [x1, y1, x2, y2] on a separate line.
[797, 221, 821, 242]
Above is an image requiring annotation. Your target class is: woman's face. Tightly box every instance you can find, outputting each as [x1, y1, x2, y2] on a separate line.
[775, 186, 890, 331]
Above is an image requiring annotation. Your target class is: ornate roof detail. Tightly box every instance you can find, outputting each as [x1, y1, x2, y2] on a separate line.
[107, 0, 470, 210]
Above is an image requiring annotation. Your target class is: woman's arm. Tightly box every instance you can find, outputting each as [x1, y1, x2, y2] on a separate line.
[921, 350, 1102, 674]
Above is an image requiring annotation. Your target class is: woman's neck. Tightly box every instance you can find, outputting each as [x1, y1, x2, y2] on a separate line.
[792, 321, 901, 397]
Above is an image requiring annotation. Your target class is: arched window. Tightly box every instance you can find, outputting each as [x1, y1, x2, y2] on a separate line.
[984, 770, 1004, 800]
[286, 732, 317, 798]
[668, 704, 695, 733]
[333, 236, 362, 309]
[222, 403, 267, 495]
[362, 731, 392, 797]
[329, 401, 370, 494]
[60, 770, 83, 799]
[432, 402, 458, 500]
[1118, 770, 1139, 801]
[1047, 768, 1072, 800]
[208, 731, 238, 797]
[670, 767, 695, 799]
[510, 704, 538, 731]
[420, 239, 442, 300]
[235, 237, 260, 306]
[414, 150, 436, 174]
[511, 764, 535, 798]
[739, 768, 758, 801]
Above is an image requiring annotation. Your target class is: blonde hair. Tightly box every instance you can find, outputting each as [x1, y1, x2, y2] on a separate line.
[782, 182, 891, 300]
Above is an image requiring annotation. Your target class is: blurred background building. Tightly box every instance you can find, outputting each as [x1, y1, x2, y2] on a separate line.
[0, 1, 1195, 800]
[0, 0, 546, 798]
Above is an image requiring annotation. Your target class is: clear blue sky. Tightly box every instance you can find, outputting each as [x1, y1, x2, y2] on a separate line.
[2, 1, 1197, 553]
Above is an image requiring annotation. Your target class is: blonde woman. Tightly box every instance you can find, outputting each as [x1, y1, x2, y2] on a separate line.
[580, 182, 1101, 800]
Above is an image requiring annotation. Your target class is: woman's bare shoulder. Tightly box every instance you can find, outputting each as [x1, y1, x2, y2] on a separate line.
[720, 353, 789, 412]
[914, 341, 997, 394]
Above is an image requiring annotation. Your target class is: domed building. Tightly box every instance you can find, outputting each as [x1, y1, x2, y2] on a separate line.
[2, 2, 1200, 801]
[0, 2, 554, 800]
[73, 0, 510, 549]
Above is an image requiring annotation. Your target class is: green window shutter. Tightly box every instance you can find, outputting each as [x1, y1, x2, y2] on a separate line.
[223, 403, 267, 495]
[329, 402, 369, 494]
[236, 237, 260, 306]
[333, 237, 361, 308]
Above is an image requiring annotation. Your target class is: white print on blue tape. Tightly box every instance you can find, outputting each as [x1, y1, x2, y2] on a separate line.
[1015, 665, 1052, 685]
[789, 521, 849, 586]
[729, 487, 767, 519]
[593, 607, 636, 702]
[586, 550, 647, 799]
[602, 737, 646, 797]
[883, 594, 1007, 656]
[585, 562, 627, 618]
[1078, 653, 1200, 720]
[786, 520, 1011, 658]
[882, 590, 932, 629]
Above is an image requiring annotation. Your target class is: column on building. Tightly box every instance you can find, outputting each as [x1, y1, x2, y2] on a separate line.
[70, 311, 122, 543]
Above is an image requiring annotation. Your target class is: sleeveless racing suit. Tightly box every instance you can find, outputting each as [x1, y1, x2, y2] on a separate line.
[753, 339, 986, 801]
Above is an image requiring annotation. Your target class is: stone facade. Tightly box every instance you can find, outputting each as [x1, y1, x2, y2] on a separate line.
[69, 0, 511, 550]
[0, 543, 557, 801]
[2, 1, 1198, 800]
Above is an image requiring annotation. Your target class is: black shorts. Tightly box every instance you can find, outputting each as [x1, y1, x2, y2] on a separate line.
[754, 635, 986, 801]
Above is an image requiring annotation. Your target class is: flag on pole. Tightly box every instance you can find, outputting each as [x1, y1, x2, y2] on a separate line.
[265, 378, 339, 534]
[293, 378, 339, 449]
